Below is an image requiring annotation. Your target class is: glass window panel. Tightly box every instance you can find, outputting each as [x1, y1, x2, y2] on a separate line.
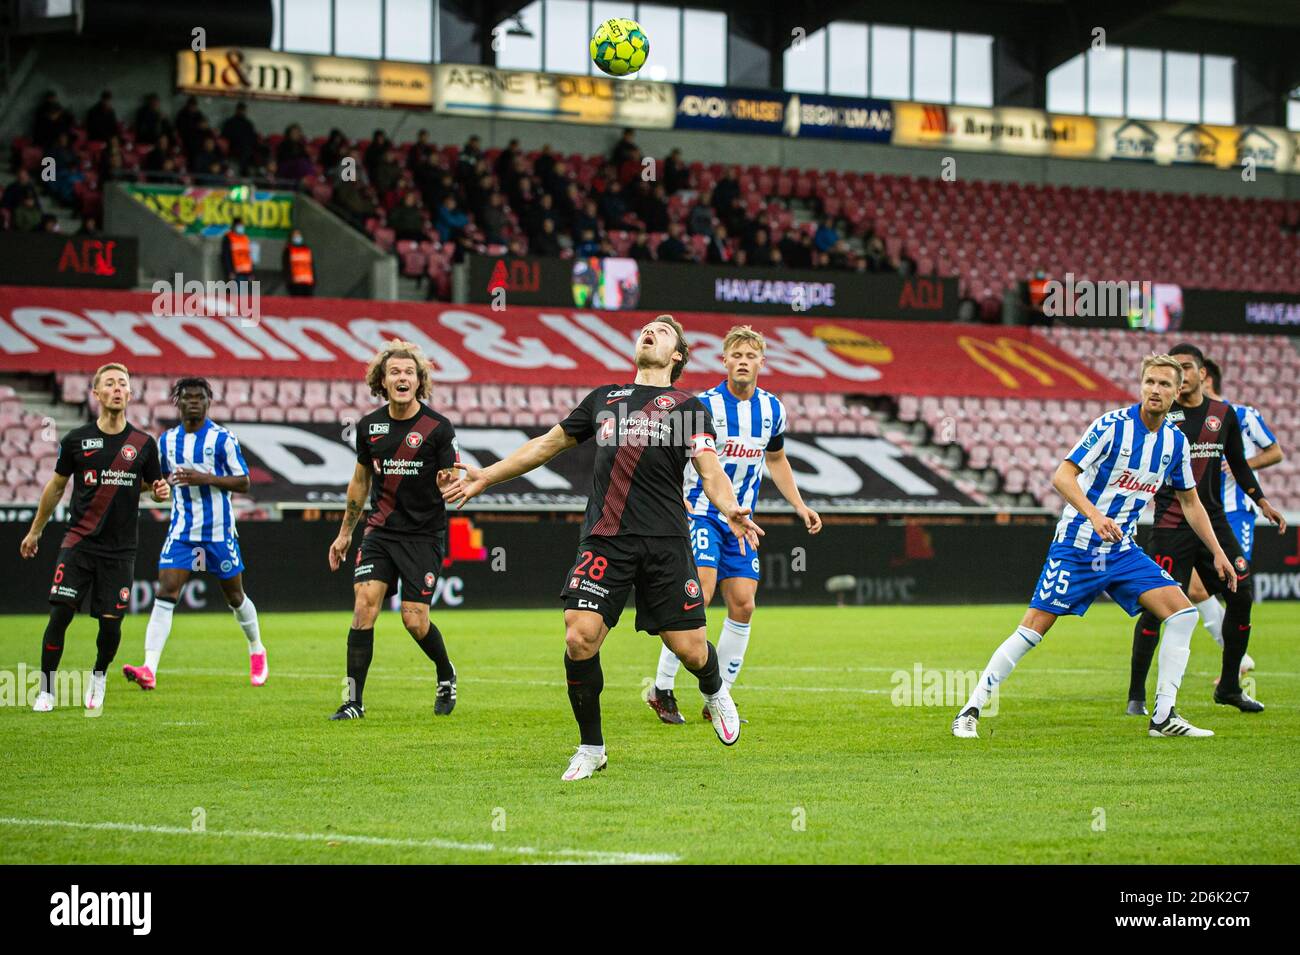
[827, 21, 867, 97]
[634, 4, 680, 81]
[1125, 47, 1162, 119]
[496, 0, 542, 71]
[282, 0, 331, 54]
[272, 0, 283, 50]
[912, 28, 952, 103]
[1086, 45, 1125, 116]
[1047, 53, 1085, 114]
[385, 0, 432, 62]
[870, 24, 910, 99]
[544, 0, 589, 74]
[682, 9, 726, 86]
[1202, 55, 1234, 125]
[954, 33, 993, 106]
[335, 0, 382, 58]
[1164, 51, 1201, 122]
[1289, 99, 1300, 131]
[783, 26, 826, 93]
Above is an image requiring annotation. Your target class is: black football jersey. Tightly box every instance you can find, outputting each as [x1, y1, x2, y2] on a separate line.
[54, 421, 161, 555]
[559, 384, 718, 539]
[1155, 397, 1262, 528]
[355, 403, 458, 540]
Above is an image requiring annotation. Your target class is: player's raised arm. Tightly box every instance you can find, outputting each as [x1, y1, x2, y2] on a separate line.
[442, 424, 578, 509]
[329, 462, 373, 570]
[19, 472, 70, 559]
[694, 441, 763, 552]
[1222, 407, 1286, 533]
[765, 447, 821, 534]
[1174, 486, 1238, 592]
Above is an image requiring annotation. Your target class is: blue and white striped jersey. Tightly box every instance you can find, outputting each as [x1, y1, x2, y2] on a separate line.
[683, 380, 786, 522]
[158, 419, 248, 543]
[1223, 403, 1276, 514]
[1053, 404, 1194, 553]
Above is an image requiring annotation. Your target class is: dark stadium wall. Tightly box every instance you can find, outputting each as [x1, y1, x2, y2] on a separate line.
[4, 36, 1298, 203]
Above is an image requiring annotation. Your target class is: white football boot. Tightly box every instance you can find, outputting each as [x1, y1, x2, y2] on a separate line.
[951, 708, 980, 738]
[84, 672, 106, 711]
[704, 686, 741, 745]
[1149, 710, 1214, 738]
[561, 746, 608, 781]
[32, 691, 55, 712]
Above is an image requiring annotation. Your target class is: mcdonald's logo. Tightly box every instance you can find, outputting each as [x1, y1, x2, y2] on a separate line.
[957, 335, 1101, 390]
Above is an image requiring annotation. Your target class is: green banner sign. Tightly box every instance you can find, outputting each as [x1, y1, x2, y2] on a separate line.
[127, 184, 294, 237]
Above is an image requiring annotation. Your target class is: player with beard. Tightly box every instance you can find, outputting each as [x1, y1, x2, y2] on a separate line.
[20, 363, 169, 712]
[327, 340, 461, 720]
[442, 316, 763, 780]
[1126, 344, 1285, 716]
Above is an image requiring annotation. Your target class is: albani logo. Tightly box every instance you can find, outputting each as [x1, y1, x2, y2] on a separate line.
[719, 439, 763, 459]
[1108, 469, 1159, 494]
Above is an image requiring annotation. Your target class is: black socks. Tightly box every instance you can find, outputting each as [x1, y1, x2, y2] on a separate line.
[93, 616, 122, 674]
[346, 627, 375, 706]
[40, 604, 75, 694]
[686, 641, 723, 697]
[412, 621, 454, 682]
[1129, 615, 1160, 701]
[564, 651, 604, 746]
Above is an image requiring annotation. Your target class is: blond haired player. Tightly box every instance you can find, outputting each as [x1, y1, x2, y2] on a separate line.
[327, 340, 461, 720]
[647, 325, 822, 724]
[20, 363, 169, 713]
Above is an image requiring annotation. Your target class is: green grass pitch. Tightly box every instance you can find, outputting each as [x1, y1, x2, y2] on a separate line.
[1, 604, 1297, 864]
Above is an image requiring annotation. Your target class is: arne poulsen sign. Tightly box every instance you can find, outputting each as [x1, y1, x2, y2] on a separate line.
[0, 233, 137, 289]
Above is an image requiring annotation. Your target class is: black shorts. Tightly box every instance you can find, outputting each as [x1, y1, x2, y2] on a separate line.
[353, 533, 444, 604]
[560, 534, 706, 635]
[1147, 514, 1249, 598]
[48, 547, 134, 618]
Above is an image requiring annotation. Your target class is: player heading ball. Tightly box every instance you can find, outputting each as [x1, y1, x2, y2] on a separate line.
[443, 316, 764, 780]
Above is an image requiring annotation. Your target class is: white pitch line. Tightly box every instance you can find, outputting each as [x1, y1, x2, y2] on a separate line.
[0, 816, 678, 865]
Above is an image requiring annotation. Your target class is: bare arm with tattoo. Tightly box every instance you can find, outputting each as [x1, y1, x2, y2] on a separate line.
[329, 463, 373, 570]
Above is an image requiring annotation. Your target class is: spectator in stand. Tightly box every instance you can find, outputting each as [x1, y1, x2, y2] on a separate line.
[599, 180, 629, 231]
[191, 134, 223, 181]
[829, 240, 854, 271]
[523, 190, 556, 243]
[133, 93, 171, 146]
[506, 166, 534, 214]
[466, 170, 495, 221]
[85, 90, 119, 144]
[814, 216, 839, 253]
[706, 224, 732, 264]
[33, 91, 73, 150]
[711, 166, 740, 217]
[688, 190, 715, 236]
[896, 249, 918, 277]
[406, 129, 433, 171]
[330, 164, 377, 231]
[532, 217, 562, 257]
[572, 198, 600, 242]
[542, 157, 570, 199]
[221, 216, 254, 287]
[662, 148, 691, 195]
[78, 216, 100, 235]
[435, 195, 468, 243]
[363, 130, 391, 184]
[3, 168, 39, 212]
[41, 214, 59, 233]
[457, 135, 482, 183]
[495, 139, 522, 185]
[141, 133, 175, 177]
[863, 235, 889, 272]
[281, 228, 315, 296]
[197, 158, 231, 186]
[656, 222, 690, 263]
[221, 103, 258, 175]
[506, 236, 530, 258]
[174, 96, 208, 158]
[554, 181, 580, 233]
[533, 144, 557, 184]
[778, 229, 809, 268]
[733, 248, 749, 267]
[744, 226, 776, 267]
[419, 169, 454, 216]
[319, 129, 349, 172]
[98, 137, 125, 183]
[371, 146, 402, 202]
[13, 195, 42, 232]
[720, 195, 750, 239]
[480, 192, 509, 245]
[617, 146, 642, 187]
[574, 228, 601, 258]
[637, 182, 670, 234]
[276, 124, 315, 183]
[388, 191, 427, 243]
[628, 230, 654, 261]
[43, 132, 82, 206]
[814, 250, 832, 269]
[610, 128, 638, 167]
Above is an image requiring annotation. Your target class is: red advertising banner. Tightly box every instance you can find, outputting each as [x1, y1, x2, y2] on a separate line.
[0, 287, 1127, 400]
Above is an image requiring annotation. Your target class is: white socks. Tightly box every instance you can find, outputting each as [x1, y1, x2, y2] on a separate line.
[964, 625, 1043, 713]
[716, 618, 751, 687]
[656, 617, 753, 691]
[655, 643, 681, 692]
[233, 595, 263, 654]
[143, 597, 175, 672]
[1154, 607, 1199, 724]
[1196, 597, 1225, 647]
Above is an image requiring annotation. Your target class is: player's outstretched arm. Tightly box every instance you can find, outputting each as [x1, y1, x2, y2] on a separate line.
[171, 470, 250, 493]
[19, 473, 69, 559]
[1222, 412, 1286, 532]
[329, 463, 372, 570]
[442, 424, 577, 509]
[765, 448, 821, 534]
[1051, 460, 1123, 543]
[1175, 487, 1238, 592]
[695, 446, 764, 552]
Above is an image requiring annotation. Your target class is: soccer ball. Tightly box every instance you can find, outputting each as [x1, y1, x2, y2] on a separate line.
[590, 18, 648, 77]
